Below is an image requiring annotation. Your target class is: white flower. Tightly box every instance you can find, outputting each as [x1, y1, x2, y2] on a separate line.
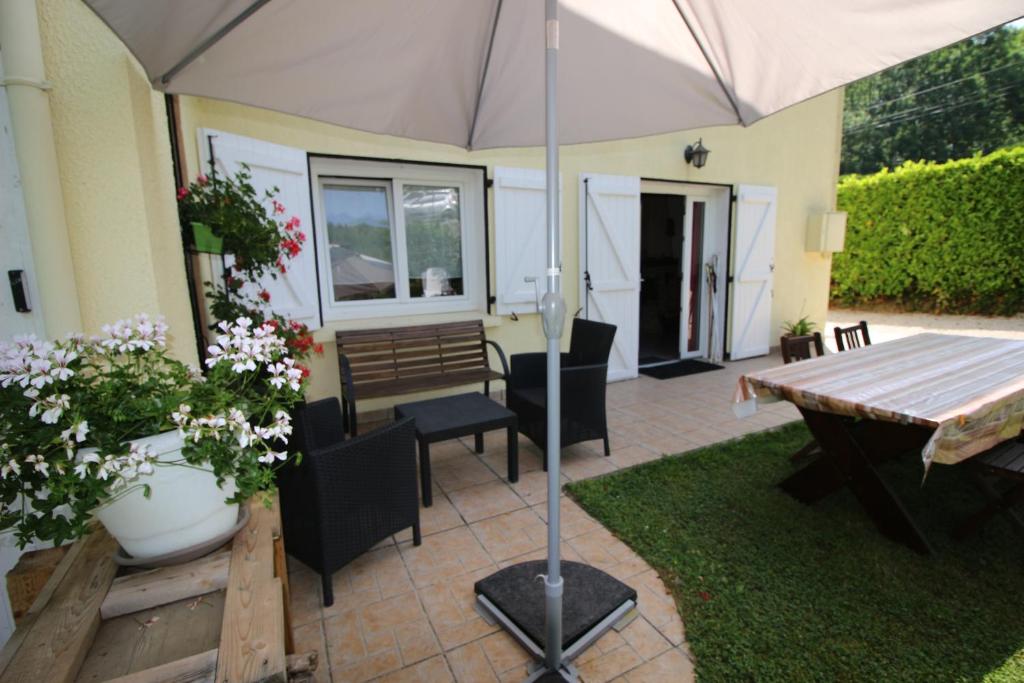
[60, 420, 90, 444]
[258, 450, 287, 465]
[1, 459, 20, 478]
[25, 454, 48, 477]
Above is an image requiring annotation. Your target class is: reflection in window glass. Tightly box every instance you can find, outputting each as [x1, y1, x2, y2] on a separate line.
[403, 185, 464, 298]
[323, 184, 396, 301]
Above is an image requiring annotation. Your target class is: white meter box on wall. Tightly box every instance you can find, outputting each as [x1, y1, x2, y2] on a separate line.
[806, 211, 847, 253]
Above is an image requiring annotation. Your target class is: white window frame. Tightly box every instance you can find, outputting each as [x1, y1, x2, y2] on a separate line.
[309, 156, 486, 321]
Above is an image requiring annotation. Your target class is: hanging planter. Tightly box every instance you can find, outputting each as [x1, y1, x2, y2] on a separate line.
[190, 221, 223, 254]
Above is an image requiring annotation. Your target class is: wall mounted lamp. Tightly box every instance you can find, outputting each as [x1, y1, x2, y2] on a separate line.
[684, 138, 710, 168]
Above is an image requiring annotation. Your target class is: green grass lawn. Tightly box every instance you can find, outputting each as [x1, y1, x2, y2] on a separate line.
[566, 423, 1024, 682]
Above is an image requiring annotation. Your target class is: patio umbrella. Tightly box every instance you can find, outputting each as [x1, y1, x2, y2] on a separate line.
[84, 1, 1024, 678]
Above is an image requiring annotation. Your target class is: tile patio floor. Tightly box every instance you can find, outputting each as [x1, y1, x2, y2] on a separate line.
[287, 353, 800, 682]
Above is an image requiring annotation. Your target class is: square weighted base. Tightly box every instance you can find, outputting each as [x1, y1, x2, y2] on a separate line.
[474, 560, 637, 668]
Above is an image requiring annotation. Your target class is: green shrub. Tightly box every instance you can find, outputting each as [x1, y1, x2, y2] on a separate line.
[831, 147, 1024, 315]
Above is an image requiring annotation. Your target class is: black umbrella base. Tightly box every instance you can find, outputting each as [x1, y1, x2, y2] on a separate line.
[474, 560, 638, 678]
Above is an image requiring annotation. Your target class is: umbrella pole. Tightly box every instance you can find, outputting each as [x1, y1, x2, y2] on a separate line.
[541, 0, 566, 674]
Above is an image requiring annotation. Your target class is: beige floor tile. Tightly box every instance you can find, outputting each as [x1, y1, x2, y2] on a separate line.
[399, 526, 495, 587]
[620, 617, 672, 661]
[433, 454, 499, 492]
[379, 655, 454, 682]
[577, 644, 643, 683]
[509, 469, 569, 506]
[479, 631, 532, 676]
[623, 647, 695, 682]
[447, 479, 526, 523]
[482, 443, 544, 476]
[470, 507, 548, 562]
[607, 445, 661, 469]
[446, 641, 500, 683]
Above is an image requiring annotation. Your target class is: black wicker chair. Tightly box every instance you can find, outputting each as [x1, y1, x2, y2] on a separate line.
[278, 398, 420, 606]
[507, 318, 616, 467]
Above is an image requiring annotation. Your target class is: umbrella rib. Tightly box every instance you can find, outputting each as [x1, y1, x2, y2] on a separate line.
[669, 0, 744, 125]
[159, 0, 274, 86]
[466, 0, 505, 149]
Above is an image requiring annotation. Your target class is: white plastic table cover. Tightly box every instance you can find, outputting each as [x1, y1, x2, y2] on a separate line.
[734, 334, 1024, 467]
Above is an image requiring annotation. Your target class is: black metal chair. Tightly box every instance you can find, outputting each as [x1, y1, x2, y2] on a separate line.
[277, 398, 420, 606]
[507, 318, 616, 467]
[834, 320, 871, 351]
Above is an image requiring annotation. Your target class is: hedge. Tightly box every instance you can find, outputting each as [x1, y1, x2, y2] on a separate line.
[831, 146, 1024, 315]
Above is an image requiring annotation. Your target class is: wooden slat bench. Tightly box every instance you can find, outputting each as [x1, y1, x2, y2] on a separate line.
[336, 320, 508, 435]
[954, 439, 1024, 539]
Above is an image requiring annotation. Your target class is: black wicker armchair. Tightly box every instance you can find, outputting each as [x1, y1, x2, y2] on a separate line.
[507, 318, 616, 466]
[278, 398, 420, 606]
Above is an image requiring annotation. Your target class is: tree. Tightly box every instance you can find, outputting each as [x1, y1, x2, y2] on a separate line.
[841, 26, 1024, 175]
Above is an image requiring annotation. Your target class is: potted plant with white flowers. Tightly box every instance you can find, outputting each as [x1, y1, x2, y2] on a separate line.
[0, 314, 305, 559]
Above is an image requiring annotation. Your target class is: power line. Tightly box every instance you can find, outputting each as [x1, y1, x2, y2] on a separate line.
[844, 84, 1020, 135]
[844, 76, 1024, 133]
[859, 61, 1020, 111]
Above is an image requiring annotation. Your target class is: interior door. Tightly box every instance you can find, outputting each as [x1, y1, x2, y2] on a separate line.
[729, 185, 777, 360]
[580, 173, 641, 381]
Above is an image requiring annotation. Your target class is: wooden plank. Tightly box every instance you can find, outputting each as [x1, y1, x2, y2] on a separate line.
[356, 369, 501, 398]
[102, 649, 217, 683]
[77, 592, 224, 682]
[0, 538, 85, 675]
[0, 529, 119, 683]
[271, 533, 294, 656]
[216, 498, 286, 683]
[101, 551, 231, 620]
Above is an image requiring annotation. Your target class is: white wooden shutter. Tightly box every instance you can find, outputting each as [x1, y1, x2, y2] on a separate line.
[494, 167, 564, 315]
[729, 185, 777, 359]
[199, 129, 320, 330]
[579, 173, 641, 382]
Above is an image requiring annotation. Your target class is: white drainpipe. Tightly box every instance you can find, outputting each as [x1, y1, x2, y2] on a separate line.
[0, 0, 82, 337]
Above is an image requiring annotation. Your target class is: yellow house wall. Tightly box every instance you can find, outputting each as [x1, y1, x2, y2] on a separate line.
[33, 0, 197, 363]
[177, 91, 842, 407]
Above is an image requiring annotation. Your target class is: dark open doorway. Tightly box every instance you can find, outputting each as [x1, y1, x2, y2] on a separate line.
[639, 193, 684, 366]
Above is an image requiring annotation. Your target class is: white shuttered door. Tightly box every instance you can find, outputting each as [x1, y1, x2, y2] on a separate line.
[729, 185, 777, 359]
[200, 129, 320, 330]
[494, 167, 560, 315]
[580, 173, 641, 382]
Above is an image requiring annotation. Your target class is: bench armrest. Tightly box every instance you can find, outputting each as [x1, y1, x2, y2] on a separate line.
[485, 339, 510, 379]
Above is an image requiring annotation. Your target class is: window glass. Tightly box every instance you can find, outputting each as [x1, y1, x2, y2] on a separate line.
[323, 184, 396, 301]
[403, 185, 464, 298]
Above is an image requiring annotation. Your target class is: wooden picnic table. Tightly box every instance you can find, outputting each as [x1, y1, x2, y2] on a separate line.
[735, 333, 1024, 553]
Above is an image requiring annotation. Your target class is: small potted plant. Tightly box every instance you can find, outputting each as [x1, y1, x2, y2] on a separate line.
[0, 314, 305, 559]
[781, 315, 816, 338]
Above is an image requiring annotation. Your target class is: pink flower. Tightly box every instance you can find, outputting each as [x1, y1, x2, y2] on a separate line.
[287, 216, 301, 229]
[272, 200, 285, 215]
[196, 174, 208, 186]
[296, 231, 307, 244]
[176, 187, 188, 200]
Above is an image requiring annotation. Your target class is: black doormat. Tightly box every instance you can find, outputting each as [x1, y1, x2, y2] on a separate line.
[639, 359, 724, 380]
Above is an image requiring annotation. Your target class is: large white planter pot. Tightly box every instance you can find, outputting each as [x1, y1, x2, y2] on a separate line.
[93, 430, 239, 559]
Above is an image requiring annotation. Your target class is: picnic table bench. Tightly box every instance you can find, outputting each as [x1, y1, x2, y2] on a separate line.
[336, 320, 508, 435]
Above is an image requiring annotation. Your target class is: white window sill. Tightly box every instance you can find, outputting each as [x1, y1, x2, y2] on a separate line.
[313, 311, 504, 343]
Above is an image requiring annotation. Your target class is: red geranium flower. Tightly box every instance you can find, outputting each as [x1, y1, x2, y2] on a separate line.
[176, 187, 188, 200]
[259, 289, 271, 302]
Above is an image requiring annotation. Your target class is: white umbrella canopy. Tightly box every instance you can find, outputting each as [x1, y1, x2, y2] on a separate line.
[85, 0, 1024, 678]
[88, 0, 1021, 150]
